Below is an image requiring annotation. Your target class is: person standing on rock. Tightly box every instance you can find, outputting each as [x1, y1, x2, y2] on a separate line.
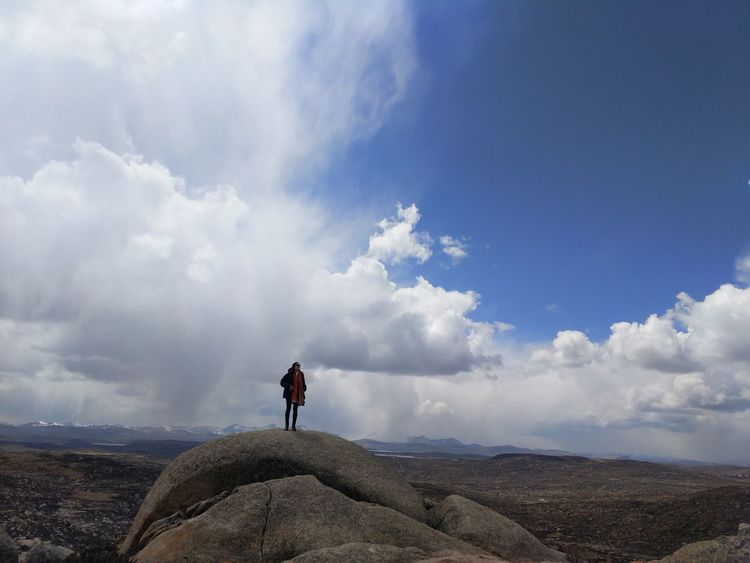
[280, 361, 306, 431]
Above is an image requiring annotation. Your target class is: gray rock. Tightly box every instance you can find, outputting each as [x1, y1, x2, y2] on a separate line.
[134, 475, 490, 563]
[120, 429, 427, 554]
[0, 528, 17, 563]
[138, 511, 184, 549]
[19, 541, 73, 563]
[429, 495, 566, 562]
[285, 542, 425, 562]
[286, 543, 506, 562]
[16, 538, 39, 552]
[184, 489, 232, 518]
[133, 482, 268, 563]
[419, 555, 511, 562]
[137, 492, 232, 549]
[647, 521, 750, 562]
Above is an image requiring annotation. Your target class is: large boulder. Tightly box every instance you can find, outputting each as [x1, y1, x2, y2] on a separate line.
[647, 522, 750, 563]
[133, 475, 497, 562]
[120, 429, 428, 554]
[429, 495, 566, 562]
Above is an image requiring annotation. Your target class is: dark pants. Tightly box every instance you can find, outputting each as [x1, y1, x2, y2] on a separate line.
[285, 397, 299, 429]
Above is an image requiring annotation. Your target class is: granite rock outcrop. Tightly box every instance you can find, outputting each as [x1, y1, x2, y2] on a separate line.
[123, 429, 566, 562]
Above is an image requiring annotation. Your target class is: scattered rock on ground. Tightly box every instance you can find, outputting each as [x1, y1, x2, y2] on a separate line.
[429, 494, 566, 562]
[19, 541, 73, 562]
[120, 429, 428, 554]
[17, 538, 40, 552]
[0, 528, 18, 563]
[647, 522, 750, 562]
[0, 450, 163, 555]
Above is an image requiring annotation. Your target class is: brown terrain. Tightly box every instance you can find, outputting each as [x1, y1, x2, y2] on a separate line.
[382, 454, 750, 562]
[0, 443, 748, 562]
[0, 445, 165, 560]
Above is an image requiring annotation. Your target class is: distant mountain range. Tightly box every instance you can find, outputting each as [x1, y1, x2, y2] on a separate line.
[0, 422, 724, 465]
[357, 435, 719, 465]
[0, 420, 277, 445]
[355, 435, 576, 459]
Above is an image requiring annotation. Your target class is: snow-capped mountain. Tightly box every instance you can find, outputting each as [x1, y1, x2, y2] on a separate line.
[0, 421, 279, 446]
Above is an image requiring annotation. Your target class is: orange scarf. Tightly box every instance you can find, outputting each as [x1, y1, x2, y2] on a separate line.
[291, 371, 305, 405]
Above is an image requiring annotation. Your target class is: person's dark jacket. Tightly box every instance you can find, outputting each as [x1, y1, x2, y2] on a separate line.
[280, 368, 306, 400]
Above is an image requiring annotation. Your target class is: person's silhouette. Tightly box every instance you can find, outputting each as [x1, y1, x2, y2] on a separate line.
[280, 361, 306, 431]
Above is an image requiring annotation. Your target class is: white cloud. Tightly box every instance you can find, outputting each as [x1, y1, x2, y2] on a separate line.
[0, 142, 507, 425]
[545, 303, 560, 313]
[0, 1, 415, 188]
[735, 253, 750, 285]
[1, 1, 189, 76]
[367, 203, 432, 264]
[606, 314, 697, 373]
[2, 141, 750, 463]
[0, 141, 335, 421]
[301, 254, 493, 375]
[416, 399, 455, 416]
[439, 235, 468, 264]
[672, 285, 750, 365]
[532, 330, 599, 367]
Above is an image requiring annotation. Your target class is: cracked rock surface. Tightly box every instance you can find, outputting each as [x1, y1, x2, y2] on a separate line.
[120, 429, 428, 554]
[125, 430, 575, 562]
[134, 482, 269, 563]
[133, 475, 493, 563]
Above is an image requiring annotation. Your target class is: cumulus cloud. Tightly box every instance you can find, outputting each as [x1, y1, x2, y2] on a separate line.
[0, 142, 506, 425]
[367, 203, 432, 264]
[525, 285, 750, 437]
[301, 256, 490, 375]
[606, 314, 697, 373]
[1, 141, 319, 421]
[439, 235, 468, 264]
[531, 330, 599, 367]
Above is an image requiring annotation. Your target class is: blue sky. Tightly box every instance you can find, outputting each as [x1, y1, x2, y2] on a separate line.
[328, 0, 750, 341]
[1, 1, 749, 463]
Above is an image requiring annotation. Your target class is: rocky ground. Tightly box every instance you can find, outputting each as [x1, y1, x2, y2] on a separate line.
[381, 454, 750, 562]
[1, 444, 749, 561]
[0, 446, 164, 559]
